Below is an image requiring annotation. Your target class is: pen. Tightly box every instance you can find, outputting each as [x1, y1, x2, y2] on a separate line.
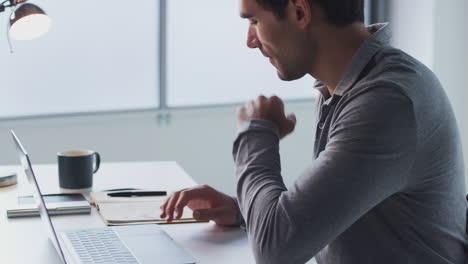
[107, 191, 167, 197]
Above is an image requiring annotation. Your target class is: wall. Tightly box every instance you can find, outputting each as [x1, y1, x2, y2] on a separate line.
[388, 0, 434, 68]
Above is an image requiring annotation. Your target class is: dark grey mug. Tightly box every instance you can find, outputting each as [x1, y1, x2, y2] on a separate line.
[57, 150, 100, 193]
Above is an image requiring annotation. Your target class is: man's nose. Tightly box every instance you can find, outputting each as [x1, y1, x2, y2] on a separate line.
[247, 28, 260, 49]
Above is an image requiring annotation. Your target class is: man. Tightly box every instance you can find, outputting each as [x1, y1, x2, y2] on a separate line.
[160, 0, 468, 263]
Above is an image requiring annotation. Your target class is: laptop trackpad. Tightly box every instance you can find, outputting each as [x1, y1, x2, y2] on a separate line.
[113, 225, 196, 264]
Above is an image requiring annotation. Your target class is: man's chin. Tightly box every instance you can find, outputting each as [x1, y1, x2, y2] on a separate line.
[277, 70, 305, 81]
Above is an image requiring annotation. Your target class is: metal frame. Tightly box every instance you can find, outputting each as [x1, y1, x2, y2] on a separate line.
[158, 0, 167, 109]
[366, 0, 389, 25]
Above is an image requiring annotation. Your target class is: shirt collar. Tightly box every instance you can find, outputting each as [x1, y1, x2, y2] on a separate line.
[314, 23, 391, 98]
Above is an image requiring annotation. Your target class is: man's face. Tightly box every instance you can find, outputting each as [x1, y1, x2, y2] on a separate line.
[240, 0, 313, 81]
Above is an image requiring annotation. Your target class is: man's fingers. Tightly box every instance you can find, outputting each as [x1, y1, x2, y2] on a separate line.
[162, 185, 212, 221]
[160, 196, 170, 218]
[246, 100, 255, 116]
[270, 95, 284, 111]
[257, 95, 267, 102]
[173, 190, 195, 220]
[164, 191, 181, 222]
[278, 113, 297, 138]
[237, 106, 249, 130]
[160, 192, 175, 219]
[287, 113, 297, 126]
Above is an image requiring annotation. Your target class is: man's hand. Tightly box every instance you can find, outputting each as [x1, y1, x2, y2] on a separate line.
[237, 95, 296, 138]
[160, 184, 239, 226]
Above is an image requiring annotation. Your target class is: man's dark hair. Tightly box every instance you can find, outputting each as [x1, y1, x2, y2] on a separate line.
[255, 0, 364, 26]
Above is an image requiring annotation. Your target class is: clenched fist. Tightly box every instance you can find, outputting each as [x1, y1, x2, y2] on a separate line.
[237, 95, 297, 138]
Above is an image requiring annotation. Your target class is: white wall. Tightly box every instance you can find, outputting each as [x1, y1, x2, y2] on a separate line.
[389, 0, 434, 68]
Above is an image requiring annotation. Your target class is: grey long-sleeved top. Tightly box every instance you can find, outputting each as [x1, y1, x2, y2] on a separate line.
[233, 23, 468, 264]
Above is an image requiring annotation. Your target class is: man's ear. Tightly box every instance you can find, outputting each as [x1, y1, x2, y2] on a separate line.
[289, 0, 312, 28]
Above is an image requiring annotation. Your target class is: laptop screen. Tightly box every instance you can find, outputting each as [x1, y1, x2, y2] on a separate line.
[11, 130, 67, 264]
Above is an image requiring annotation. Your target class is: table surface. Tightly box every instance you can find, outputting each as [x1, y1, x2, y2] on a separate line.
[0, 161, 254, 264]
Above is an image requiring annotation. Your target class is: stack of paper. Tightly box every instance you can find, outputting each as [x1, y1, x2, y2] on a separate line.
[89, 191, 205, 226]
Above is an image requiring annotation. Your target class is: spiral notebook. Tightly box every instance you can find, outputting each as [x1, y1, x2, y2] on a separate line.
[89, 191, 206, 225]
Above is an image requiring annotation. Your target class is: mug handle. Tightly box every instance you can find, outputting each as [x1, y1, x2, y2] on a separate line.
[93, 152, 101, 174]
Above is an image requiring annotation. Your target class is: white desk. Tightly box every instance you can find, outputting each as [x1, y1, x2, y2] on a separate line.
[0, 161, 254, 263]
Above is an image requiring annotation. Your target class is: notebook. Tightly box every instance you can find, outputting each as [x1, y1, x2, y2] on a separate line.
[89, 191, 205, 225]
[7, 193, 91, 218]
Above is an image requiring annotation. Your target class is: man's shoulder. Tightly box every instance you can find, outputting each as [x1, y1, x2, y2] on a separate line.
[346, 46, 440, 104]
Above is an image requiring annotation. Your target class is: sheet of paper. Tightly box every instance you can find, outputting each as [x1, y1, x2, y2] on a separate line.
[97, 201, 193, 223]
[90, 191, 195, 224]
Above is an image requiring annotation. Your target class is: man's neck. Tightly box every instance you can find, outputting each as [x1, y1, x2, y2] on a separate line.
[310, 23, 370, 96]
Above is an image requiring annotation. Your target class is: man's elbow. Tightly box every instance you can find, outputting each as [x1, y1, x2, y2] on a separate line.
[250, 228, 317, 264]
[253, 245, 286, 264]
[251, 236, 295, 264]
[253, 243, 315, 264]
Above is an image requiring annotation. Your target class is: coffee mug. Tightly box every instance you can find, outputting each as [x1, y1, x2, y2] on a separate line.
[57, 150, 100, 193]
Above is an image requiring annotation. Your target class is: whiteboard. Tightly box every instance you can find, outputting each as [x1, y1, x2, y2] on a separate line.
[0, 0, 159, 118]
[166, 0, 317, 107]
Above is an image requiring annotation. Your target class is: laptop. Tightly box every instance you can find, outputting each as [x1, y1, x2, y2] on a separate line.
[11, 130, 196, 264]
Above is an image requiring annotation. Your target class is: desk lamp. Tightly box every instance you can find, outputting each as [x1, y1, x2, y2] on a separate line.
[0, 0, 50, 51]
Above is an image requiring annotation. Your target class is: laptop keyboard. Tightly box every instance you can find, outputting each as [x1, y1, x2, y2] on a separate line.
[64, 228, 139, 264]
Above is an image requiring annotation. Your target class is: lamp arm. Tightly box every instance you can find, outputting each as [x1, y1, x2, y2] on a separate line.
[0, 1, 11, 12]
[0, 0, 28, 12]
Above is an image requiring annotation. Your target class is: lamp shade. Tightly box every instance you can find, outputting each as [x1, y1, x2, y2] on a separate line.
[9, 3, 50, 40]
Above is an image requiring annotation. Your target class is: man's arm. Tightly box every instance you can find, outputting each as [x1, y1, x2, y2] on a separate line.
[234, 90, 416, 263]
[231, 196, 246, 229]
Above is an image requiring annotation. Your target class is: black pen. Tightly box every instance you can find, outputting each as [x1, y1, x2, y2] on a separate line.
[107, 191, 167, 197]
